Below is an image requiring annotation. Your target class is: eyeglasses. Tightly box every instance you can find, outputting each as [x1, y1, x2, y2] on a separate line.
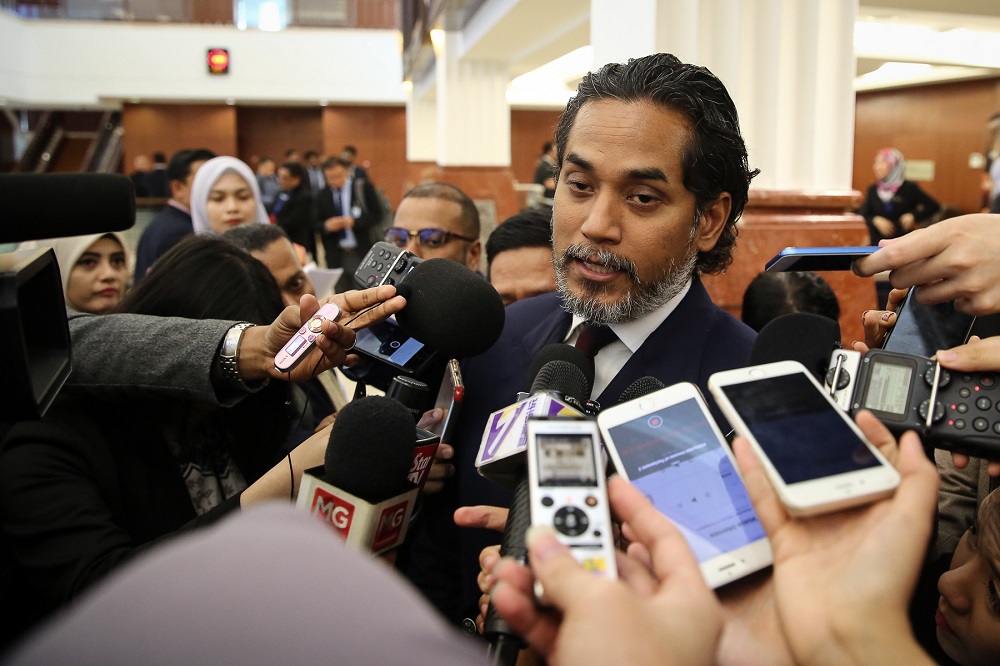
[383, 227, 478, 249]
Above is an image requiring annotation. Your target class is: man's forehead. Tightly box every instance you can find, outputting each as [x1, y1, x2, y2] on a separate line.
[396, 196, 464, 229]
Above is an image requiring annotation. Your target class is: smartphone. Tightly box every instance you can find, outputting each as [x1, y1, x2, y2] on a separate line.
[426, 359, 464, 444]
[881, 286, 976, 358]
[274, 302, 342, 373]
[598, 383, 772, 588]
[350, 317, 437, 376]
[527, 417, 618, 584]
[708, 361, 900, 517]
[764, 246, 879, 272]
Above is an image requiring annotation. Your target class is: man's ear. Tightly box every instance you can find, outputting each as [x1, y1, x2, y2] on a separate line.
[694, 193, 732, 253]
[465, 240, 483, 273]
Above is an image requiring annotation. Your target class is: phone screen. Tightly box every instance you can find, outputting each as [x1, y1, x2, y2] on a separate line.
[606, 398, 766, 563]
[717, 373, 880, 485]
[882, 287, 974, 358]
[352, 318, 433, 374]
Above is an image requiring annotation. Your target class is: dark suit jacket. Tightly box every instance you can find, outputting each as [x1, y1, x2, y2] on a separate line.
[273, 186, 317, 253]
[315, 176, 383, 263]
[856, 180, 940, 244]
[133, 203, 193, 281]
[399, 280, 757, 625]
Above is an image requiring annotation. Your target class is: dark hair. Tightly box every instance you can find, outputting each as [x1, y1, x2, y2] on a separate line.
[153, 152, 166, 163]
[741, 271, 840, 333]
[554, 53, 758, 275]
[402, 182, 480, 237]
[222, 224, 290, 254]
[167, 148, 217, 184]
[279, 162, 308, 190]
[486, 209, 553, 274]
[342, 145, 358, 157]
[542, 141, 554, 154]
[115, 235, 284, 325]
[304, 150, 319, 160]
[322, 156, 351, 171]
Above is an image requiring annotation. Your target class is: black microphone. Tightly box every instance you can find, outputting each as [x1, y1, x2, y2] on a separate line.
[618, 376, 667, 402]
[480, 344, 592, 666]
[296, 396, 420, 553]
[394, 258, 505, 358]
[748, 312, 842, 382]
[384, 375, 442, 494]
[0, 174, 136, 244]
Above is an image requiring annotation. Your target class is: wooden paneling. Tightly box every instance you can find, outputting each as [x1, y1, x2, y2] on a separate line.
[322, 105, 407, 206]
[702, 189, 875, 347]
[854, 78, 1000, 214]
[121, 103, 237, 173]
[236, 106, 324, 167]
[511, 109, 563, 185]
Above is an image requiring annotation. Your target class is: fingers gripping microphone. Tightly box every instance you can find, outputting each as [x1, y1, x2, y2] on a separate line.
[296, 397, 420, 553]
[394, 258, 505, 359]
[481, 345, 592, 666]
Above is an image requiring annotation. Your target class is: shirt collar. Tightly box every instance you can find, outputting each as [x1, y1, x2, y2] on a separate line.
[568, 278, 693, 353]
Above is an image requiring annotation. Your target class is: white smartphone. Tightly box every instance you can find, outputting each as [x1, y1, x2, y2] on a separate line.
[708, 360, 900, 517]
[527, 417, 618, 583]
[598, 382, 772, 588]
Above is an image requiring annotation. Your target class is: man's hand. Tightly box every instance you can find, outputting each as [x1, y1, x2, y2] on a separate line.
[731, 412, 938, 665]
[324, 216, 354, 233]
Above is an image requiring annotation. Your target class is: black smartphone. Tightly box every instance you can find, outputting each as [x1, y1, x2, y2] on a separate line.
[881, 286, 976, 358]
[764, 246, 879, 272]
[350, 318, 437, 376]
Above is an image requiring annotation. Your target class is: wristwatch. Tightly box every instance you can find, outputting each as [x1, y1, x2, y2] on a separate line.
[219, 322, 256, 390]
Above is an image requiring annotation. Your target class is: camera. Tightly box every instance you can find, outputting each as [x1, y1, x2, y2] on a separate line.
[825, 348, 1000, 459]
[354, 241, 423, 289]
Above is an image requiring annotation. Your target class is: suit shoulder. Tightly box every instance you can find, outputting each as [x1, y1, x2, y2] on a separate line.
[500, 291, 562, 335]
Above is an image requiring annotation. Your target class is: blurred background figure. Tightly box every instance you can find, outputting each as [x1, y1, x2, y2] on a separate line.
[272, 161, 317, 262]
[304, 150, 325, 194]
[316, 155, 382, 294]
[147, 152, 170, 199]
[740, 270, 840, 333]
[189, 156, 269, 236]
[129, 154, 152, 197]
[533, 141, 557, 208]
[255, 157, 281, 211]
[857, 147, 940, 244]
[485, 208, 556, 305]
[987, 112, 1000, 214]
[18, 232, 130, 314]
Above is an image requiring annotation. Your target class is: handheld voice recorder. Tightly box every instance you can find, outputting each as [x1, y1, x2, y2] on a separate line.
[274, 302, 343, 373]
[526, 416, 618, 592]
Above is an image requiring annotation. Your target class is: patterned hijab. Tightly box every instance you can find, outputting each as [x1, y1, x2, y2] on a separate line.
[875, 148, 906, 202]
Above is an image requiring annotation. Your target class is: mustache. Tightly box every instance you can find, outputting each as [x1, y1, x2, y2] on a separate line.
[559, 243, 640, 283]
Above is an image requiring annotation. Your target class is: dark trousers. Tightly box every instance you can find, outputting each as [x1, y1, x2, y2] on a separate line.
[323, 236, 366, 294]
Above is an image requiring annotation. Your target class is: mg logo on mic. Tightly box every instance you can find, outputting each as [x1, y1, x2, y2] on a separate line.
[310, 487, 356, 536]
[372, 500, 409, 551]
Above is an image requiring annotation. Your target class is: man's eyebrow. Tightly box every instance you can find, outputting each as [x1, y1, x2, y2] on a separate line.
[563, 153, 669, 183]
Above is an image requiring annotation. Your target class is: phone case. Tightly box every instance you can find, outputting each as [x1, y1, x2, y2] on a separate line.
[764, 246, 878, 272]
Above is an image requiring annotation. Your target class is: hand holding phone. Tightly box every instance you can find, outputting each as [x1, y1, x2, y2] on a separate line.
[709, 361, 900, 517]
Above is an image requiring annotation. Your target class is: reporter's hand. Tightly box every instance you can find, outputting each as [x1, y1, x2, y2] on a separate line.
[853, 213, 1000, 315]
[731, 411, 939, 666]
[454, 505, 510, 634]
[490, 477, 723, 666]
[857, 287, 906, 350]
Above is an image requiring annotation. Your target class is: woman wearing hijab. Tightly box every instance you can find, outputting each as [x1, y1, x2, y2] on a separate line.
[857, 147, 941, 244]
[189, 156, 270, 236]
[18, 232, 130, 314]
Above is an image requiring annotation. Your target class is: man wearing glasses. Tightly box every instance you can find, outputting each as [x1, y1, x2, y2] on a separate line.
[384, 183, 482, 273]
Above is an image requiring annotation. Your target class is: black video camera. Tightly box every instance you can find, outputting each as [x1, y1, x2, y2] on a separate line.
[354, 241, 423, 289]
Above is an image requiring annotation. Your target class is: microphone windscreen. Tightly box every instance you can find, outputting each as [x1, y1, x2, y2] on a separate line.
[0, 174, 136, 244]
[749, 312, 842, 381]
[618, 376, 666, 403]
[323, 396, 415, 501]
[523, 343, 594, 396]
[394, 258, 505, 358]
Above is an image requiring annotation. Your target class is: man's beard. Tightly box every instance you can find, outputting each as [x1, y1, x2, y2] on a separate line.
[553, 226, 698, 325]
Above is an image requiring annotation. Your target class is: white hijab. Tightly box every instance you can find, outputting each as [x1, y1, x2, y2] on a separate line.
[17, 232, 129, 303]
[190, 156, 270, 235]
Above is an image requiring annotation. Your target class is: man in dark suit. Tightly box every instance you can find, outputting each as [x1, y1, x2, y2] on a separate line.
[399, 52, 760, 627]
[316, 156, 383, 294]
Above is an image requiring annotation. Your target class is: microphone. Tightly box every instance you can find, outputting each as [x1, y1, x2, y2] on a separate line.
[618, 376, 667, 402]
[296, 396, 421, 553]
[479, 345, 592, 665]
[475, 344, 593, 489]
[394, 258, 505, 358]
[748, 312, 842, 382]
[0, 174, 136, 244]
[385, 375, 441, 494]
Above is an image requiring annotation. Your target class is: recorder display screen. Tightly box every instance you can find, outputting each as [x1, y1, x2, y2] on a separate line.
[719, 373, 880, 485]
[863, 359, 913, 417]
[536, 434, 598, 487]
[607, 398, 766, 562]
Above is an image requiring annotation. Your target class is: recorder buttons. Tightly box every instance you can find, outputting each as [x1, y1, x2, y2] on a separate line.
[585, 496, 598, 507]
[541, 496, 554, 507]
[974, 418, 989, 432]
[553, 507, 589, 537]
[982, 375, 996, 388]
[977, 397, 993, 411]
[307, 316, 325, 334]
[918, 400, 945, 424]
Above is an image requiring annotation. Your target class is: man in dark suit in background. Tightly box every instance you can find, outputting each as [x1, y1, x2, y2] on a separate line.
[399, 52, 760, 627]
[316, 156, 382, 294]
[133, 148, 216, 281]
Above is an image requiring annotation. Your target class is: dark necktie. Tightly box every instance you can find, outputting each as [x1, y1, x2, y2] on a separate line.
[574, 323, 618, 360]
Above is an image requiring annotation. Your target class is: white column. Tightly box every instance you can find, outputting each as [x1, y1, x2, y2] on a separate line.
[405, 78, 437, 163]
[434, 30, 510, 167]
[590, 0, 657, 68]
[814, 0, 858, 188]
